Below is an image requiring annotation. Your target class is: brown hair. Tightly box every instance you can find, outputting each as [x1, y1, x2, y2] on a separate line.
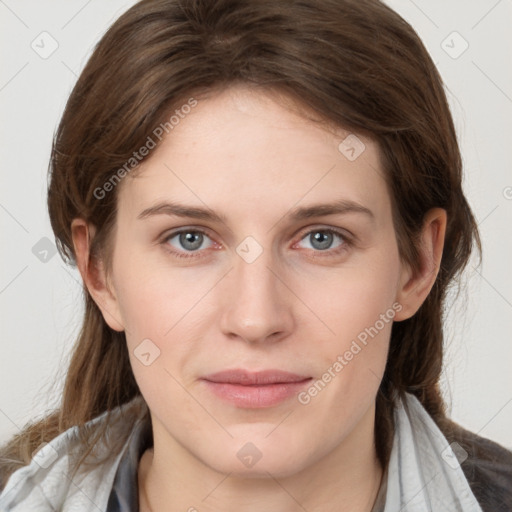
[0, 0, 481, 489]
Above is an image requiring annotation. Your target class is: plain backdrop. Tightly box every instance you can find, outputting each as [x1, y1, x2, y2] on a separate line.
[0, 0, 511, 449]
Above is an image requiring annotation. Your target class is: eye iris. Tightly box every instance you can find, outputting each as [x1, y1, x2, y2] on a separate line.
[179, 232, 203, 251]
[310, 231, 333, 250]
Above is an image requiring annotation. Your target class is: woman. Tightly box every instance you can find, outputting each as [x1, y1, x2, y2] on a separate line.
[1, 0, 511, 510]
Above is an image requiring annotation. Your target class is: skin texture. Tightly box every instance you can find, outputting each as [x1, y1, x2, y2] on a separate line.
[72, 85, 446, 512]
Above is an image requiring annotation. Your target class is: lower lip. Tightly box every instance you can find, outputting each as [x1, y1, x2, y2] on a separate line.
[201, 379, 312, 408]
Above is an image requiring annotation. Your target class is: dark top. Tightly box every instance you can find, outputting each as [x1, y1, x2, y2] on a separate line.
[106, 415, 152, 511]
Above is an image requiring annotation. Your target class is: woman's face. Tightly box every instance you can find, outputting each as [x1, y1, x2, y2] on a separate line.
[102, 85, 410, 477]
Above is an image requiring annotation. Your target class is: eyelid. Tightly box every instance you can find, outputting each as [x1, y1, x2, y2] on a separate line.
[293, 224, 354, 242]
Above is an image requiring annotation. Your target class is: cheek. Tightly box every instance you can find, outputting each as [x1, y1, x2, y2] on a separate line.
[301, 241, 401, 343]
[112, 248, 208, 337]
[111, 254, 220, 394]
[115, 270, 200, 426]
[293, 241, 400, 407]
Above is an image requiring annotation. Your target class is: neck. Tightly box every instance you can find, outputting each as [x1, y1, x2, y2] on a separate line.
[138, 404, 384, 512]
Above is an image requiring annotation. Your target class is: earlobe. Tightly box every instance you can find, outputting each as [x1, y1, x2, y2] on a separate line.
[394, 208, 447, 321]
[70, 218, 125, 332]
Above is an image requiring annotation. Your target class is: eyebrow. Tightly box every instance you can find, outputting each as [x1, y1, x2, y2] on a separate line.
[137, 199, 375, 223]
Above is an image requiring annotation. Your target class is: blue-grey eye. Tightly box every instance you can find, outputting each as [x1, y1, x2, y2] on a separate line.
[299, 230, 344, 251]
[167, 231, 212, 252]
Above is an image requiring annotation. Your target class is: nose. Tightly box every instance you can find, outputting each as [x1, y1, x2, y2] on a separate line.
[219, 245, 295, 345]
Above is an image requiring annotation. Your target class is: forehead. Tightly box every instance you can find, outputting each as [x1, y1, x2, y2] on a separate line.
[117, 85, 390, 221]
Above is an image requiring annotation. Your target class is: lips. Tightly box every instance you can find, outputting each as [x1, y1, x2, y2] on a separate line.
[202, 369, 311, 385]
[200, 369, 312, 408]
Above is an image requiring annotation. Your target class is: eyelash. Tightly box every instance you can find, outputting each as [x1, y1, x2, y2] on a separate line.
[161, 227, 353, 260]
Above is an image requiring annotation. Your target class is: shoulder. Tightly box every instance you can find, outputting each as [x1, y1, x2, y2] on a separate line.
[0, 396, 147, 511]
[444, 421, 512, 512]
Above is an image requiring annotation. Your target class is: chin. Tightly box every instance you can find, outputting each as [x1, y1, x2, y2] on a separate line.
[199, 433, 316, 479]
[208, 455, 309, 480]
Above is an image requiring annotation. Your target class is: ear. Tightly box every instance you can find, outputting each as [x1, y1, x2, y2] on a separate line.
[393, 208, 447, 321]
[71, 218, 125, 332]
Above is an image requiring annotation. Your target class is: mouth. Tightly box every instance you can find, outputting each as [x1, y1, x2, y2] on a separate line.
[200, 369, 313, 408]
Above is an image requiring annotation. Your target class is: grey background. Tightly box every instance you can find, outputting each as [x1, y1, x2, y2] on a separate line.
[1, 0, 511, 448]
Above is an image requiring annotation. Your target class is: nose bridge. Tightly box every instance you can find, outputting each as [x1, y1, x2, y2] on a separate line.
[235, 247, 276, 301]
[219, 239, 293, 343]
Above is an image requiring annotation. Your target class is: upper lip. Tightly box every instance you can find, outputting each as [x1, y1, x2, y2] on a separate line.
[201, 369, 312, 385]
